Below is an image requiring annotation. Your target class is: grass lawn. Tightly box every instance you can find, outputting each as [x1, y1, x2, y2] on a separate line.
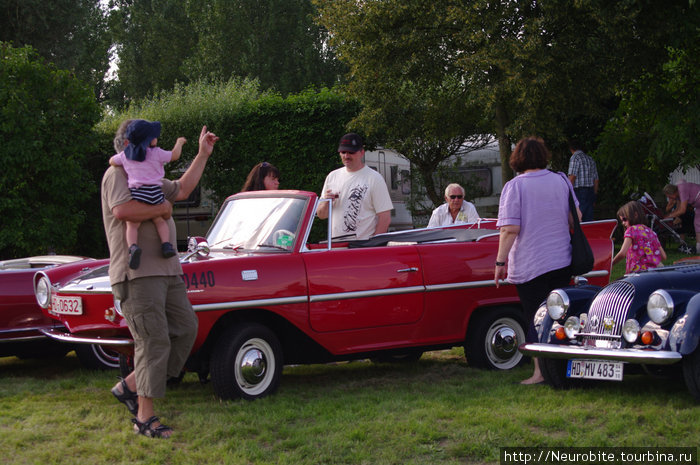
[1, 242, 697, 464]
[2, 348, 699, 464]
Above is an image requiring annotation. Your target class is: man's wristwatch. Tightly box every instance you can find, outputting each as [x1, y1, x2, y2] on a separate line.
[495, 261, 506, 267]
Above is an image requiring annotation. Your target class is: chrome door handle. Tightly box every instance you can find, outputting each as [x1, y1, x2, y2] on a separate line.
[397, 267, 419, 273]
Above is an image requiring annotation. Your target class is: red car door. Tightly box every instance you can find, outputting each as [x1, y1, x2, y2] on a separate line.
[303, 245, 424, 353]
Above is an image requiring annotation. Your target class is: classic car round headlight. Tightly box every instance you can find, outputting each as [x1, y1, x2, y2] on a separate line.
[622, 319, 640, 343]
[564, 316, 580, 339]
[546, 289, 569, 321]
[34, 276, 51, 308]
[647, 290, 674, 324]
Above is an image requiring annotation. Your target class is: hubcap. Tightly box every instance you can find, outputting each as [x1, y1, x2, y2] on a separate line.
[490, 325, 517, 360]
[234, 337, 276, 396]
[239, 348, 267, 385]
[485, 317, 524, 369]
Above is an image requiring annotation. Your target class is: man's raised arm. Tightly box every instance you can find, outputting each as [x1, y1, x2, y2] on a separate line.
[177, 126, 219, 201]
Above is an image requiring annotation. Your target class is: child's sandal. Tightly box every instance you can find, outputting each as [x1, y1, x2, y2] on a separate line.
[132, 416, 173, 438]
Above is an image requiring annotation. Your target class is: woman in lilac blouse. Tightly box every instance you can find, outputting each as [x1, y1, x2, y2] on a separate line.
[494, 137, 581, 385]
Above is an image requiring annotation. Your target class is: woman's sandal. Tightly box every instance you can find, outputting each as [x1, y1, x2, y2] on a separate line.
[111, 378, 138, 416]
[132, 416, 173, 438]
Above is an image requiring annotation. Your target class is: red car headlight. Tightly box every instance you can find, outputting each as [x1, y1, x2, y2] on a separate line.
[35, 275, 51, 309]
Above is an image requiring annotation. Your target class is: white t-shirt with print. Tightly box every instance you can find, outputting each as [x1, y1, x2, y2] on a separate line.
[321, 165, 393, 240]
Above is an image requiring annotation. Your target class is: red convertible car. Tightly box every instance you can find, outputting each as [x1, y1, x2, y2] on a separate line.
[0, 255, 119, 369]
[35, 190, 616, 399]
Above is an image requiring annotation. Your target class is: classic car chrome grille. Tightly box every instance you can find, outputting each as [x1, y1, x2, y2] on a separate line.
[581, 281, 635, 341]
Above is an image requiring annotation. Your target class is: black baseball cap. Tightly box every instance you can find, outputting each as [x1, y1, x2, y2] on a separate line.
[338, 133, 363, 153]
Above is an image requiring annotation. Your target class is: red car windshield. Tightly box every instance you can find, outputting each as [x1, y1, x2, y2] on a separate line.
[206, 196, 306, 252]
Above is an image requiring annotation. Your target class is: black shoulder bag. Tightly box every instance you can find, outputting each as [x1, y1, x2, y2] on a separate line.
[568, 189, 594, 276]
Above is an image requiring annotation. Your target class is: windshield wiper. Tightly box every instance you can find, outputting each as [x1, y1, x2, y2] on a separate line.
[256, 244, 289, 251]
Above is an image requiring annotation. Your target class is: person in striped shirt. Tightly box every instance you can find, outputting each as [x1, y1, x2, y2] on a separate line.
[567, 140, 599, 222]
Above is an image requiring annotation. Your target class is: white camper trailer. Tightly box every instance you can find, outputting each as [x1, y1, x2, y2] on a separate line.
[364, 148, 413, 231]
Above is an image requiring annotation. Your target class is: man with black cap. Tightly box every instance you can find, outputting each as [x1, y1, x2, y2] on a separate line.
[317, 133, 393, 239]
[104, 121, 218, 438]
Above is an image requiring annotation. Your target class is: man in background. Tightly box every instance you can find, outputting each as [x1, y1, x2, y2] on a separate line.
[567, 140, 599, 222]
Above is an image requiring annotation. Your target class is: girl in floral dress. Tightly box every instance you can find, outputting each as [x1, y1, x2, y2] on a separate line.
[612, 201, 667, 274]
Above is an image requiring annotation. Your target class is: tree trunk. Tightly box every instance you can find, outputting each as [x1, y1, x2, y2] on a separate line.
[494, 101, 513, 185]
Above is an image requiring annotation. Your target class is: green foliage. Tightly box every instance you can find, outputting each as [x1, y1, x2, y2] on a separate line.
[100, 78, 267, 135]
[99, 79, 360, 213]
[315, 1, 490, 209]
[0, 43, 101, 259]
[185, 0, 345, 96]
[0, 0, 111, 100]
[597, 44, 700, 196]
[317, 0, 697, 198]
[106, 0, 198, 106]
[107, 0, 344, 106]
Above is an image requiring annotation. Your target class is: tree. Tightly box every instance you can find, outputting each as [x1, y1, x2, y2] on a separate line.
[107, 0, 198, 106]
[316, 0, 695, 191]
[185, 0, 344, 96]
[596, 28, 700, 195]
[0, 0, 111, 100]
[315, 1, 490, 210]
[107, 0, 344, 106]
[0, 43, 102, 259]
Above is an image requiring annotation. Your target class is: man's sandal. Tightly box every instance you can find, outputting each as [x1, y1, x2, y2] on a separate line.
[132, 416, 173, 438]
[111, 378, 138, 416]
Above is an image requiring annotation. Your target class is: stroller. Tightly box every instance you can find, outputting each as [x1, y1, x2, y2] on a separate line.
[637, 192, 695, 254]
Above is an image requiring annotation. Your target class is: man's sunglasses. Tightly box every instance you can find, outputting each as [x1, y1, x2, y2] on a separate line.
[449, 195, 464, 199]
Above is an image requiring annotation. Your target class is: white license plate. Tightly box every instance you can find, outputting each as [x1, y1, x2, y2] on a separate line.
[51, 295, 83, 315]
[567, 359, 623, 381]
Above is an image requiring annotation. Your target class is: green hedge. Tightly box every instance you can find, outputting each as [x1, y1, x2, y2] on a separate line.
[0, 43, 101, 259]
[91, 81, 361, 251]
[0, 71, 359, 259]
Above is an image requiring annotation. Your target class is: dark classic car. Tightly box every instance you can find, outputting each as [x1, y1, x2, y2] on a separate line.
[0, 255, 119, 369]
[35, 190, 616, 399]
[519, 260, 700, 399]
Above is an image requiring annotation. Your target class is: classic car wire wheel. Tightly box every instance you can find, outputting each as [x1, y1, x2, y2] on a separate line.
[74, 344, 121, 370]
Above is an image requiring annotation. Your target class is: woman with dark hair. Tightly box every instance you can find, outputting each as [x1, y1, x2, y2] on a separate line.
[240, 162, 280, 191]
[494, 137, 581, 385]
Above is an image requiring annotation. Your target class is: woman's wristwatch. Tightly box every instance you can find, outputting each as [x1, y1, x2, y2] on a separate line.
[495, 261, 506, 267]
